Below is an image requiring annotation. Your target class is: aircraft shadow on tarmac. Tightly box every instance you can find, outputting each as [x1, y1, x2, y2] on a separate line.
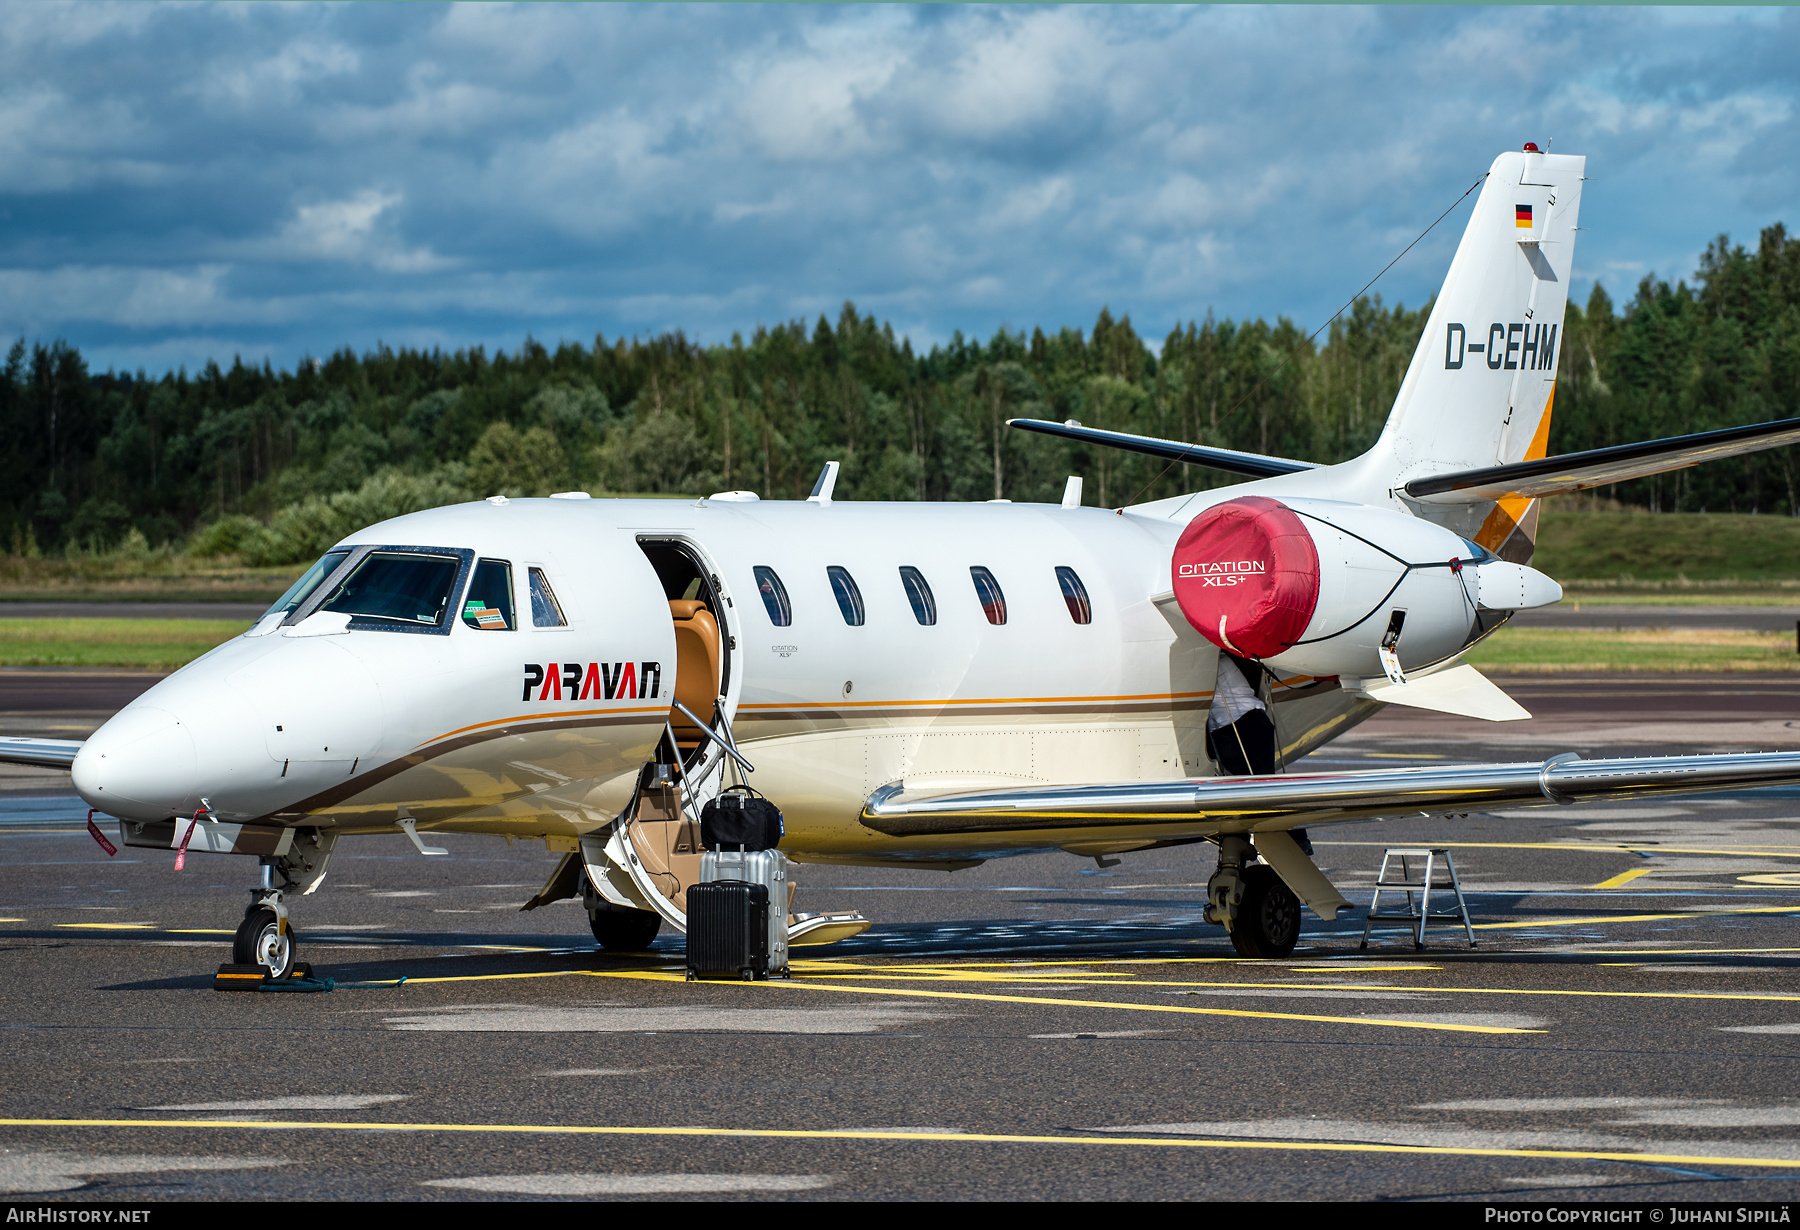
[80, 912, 1800, 995]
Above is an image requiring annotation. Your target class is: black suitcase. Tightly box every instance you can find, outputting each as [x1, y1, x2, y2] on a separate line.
[686, 880, 771, 981]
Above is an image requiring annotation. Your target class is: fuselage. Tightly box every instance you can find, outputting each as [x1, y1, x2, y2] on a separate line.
[72, 492, 1377, 867]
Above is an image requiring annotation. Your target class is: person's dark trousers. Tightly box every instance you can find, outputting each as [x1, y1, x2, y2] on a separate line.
[1207, 709, 1278, 776]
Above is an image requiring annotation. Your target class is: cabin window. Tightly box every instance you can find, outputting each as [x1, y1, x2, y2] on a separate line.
[528, 567, 567, 627]
[970, 566, 1007, 625]
[1056, 566, 1092, 625]
[753, 566, 792, 627]
[827, 566, 865, 626]
[266, 549, 351, 621]
[899, 566, 936, 626]
[462, 559, 516, 630]
[319, 551, 460, 628]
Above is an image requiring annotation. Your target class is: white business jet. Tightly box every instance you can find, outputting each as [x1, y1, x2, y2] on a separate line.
[8, 144, 1800, 975]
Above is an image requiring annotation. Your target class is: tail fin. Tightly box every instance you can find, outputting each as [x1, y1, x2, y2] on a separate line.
[1373, 147, 1584, 560]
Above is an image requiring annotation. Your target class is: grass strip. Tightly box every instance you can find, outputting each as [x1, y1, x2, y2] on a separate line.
[0, 618, 247, 668]
[2, 619, 1797, 673]
[1465, 627, 1800, 673]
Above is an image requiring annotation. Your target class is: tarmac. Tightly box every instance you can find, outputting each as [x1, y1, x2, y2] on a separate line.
[1, 669, 1799, 1201]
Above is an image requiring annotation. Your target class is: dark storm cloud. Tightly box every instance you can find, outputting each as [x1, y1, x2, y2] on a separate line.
[0, 3, 1793, 372]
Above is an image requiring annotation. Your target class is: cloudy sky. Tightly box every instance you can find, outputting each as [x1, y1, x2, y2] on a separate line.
[1, 3, 1794, 374]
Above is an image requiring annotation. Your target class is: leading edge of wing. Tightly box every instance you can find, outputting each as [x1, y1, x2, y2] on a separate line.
[1006, 418, 1316, 480]
[1403, 416, 1800, 501]
[0, 737, 82, 770]
[860, 751, 1800, 837]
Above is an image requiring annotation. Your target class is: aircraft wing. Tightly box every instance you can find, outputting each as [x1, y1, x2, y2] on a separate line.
[1006, 418, 1316, 480]
[861, 751, 1800, 837]
[1404, 416, 1800, 501]
[0, 738, 83, 770]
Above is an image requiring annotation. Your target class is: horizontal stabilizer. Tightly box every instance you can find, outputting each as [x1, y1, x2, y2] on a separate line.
[862, 749, 1800, 837]
[1405, 416, 1800, 501]
[0, 737, 82, 769]
[1342, 663, 1530, 722]
[1007, 418, 1316, 480]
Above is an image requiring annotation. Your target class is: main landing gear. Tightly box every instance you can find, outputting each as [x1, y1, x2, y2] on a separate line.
[581, 879, 663, 951]
[588, 903, 663, 951]
[1206, 835, 1302, 959]
[232, 828, 336, 979]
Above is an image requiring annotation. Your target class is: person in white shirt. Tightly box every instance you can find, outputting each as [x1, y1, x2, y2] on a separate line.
[1206, 654, 1276, 777]
[1204, 655, 1312, 852]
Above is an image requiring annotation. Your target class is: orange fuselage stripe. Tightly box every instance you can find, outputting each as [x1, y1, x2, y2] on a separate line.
[416, 706, 668, 750]
[410, 674, 1322, 753]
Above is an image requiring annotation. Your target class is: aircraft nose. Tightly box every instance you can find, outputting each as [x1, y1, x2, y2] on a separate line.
[72, 705, 199, 819]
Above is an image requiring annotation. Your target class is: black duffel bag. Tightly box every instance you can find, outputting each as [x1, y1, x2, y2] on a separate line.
[699, 785, 784, 852]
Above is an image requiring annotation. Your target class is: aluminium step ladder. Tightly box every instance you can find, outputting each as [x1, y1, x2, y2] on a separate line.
[1360, 847, 1476, 950]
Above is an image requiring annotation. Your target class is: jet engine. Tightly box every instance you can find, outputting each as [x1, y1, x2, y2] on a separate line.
[1170, 495, 1560, 681]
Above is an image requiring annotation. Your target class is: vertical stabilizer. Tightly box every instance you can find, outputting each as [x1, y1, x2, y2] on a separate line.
[1370, 147, 1584, 560]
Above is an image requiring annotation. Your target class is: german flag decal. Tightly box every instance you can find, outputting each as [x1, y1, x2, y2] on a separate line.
[1515, 204, 1533, 228]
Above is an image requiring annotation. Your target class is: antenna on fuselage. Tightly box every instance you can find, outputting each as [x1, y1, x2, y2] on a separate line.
[1061, 476, 1083, 509]
[807, 461, 840, 506]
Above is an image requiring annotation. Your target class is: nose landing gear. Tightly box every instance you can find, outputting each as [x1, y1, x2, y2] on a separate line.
[227, 828, 336, 981]
[234, 902, 296, 980]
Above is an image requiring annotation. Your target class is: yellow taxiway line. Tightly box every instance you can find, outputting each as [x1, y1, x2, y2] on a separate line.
[52, 923, 154, 930]
[1473, 905, 1800, 930]
[795, 958, 1440, 979]
[790, 971, 1800, 1004]
[791, 958, 1439, 974]
[582, 968, 1543, 1034]
[378, 966, 1537, 1033]
[1323, 841, 1800, 858]
[1591, 868, 1655, 889]
[1, 1116, 1794, 1170]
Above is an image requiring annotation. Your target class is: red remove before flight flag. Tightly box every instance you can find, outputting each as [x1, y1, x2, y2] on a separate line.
[1171, 496, 1321, 659]
[85, 810, 117, 857]
[173, 806, 208, 871]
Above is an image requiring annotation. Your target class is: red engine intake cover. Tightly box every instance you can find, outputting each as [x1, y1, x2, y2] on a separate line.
[1171, 495, 1321, 659]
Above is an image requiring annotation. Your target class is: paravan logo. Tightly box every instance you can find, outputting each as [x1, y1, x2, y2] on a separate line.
[523, 662, 661, 702]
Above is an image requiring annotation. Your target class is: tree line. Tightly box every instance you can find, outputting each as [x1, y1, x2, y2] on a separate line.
[2, 222, 1795, 566]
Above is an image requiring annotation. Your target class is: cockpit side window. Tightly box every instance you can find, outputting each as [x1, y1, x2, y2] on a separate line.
[463, 559, 516, 630]
[267, 549, 351, 623]
[528, 567, 567, 627]
[319, 551, 460, 628]
[753, 566, 791, 627]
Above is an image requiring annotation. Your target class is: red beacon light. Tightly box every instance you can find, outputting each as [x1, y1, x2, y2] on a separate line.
[1523, 142, 1541, 152]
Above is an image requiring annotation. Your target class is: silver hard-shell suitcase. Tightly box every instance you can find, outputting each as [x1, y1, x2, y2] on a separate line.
[699, 848, 789, 976]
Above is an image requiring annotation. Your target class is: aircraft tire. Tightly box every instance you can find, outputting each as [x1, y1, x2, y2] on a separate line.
[1228, 865, 1301, 959]
[233, 906, 296, 978]
[588, 903, 662, 951]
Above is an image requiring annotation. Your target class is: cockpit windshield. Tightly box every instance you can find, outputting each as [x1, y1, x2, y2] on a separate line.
[264, 549, 351, 622]
[318, 551, 461, 627]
